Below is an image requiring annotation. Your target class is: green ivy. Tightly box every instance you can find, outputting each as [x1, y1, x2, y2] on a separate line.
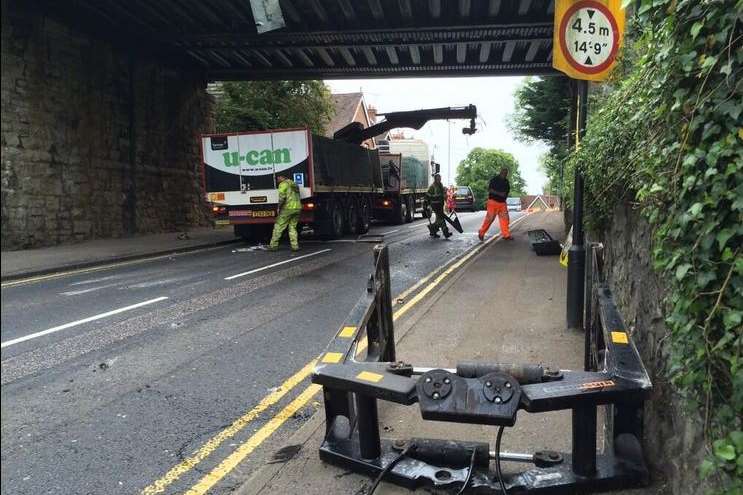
[570, 0, 742, 491]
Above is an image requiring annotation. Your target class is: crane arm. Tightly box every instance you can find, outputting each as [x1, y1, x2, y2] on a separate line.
[333, 104, 477, 144]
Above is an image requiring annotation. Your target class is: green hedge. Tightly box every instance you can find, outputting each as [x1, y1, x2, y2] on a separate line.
[570, 1, 742, 491]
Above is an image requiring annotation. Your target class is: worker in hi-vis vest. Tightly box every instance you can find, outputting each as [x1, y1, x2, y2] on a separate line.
[426, 174, 452, 239]
[478, 167, 513, 241]
[269, 175, 301, 251]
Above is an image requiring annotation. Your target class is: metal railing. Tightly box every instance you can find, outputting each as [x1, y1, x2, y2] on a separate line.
[316, 244, 396, 459]
[584, 242, 649, 459]
[312, 243, 652, 494]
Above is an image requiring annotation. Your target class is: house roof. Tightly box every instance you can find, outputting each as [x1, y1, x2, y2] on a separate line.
[326, 92, 365, 138]
[521, 194, 560, 209]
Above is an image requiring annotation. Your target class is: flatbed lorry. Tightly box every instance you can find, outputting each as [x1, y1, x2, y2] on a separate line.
[202, 128, 382, 240]
[201, 105, 477, 241]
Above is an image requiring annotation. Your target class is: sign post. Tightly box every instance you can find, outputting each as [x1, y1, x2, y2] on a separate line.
[553, 0, 625, 331]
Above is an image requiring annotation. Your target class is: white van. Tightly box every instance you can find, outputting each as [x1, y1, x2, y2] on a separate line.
[506, 197, 521, 212]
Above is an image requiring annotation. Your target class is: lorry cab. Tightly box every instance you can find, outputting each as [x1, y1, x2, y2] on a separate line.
[374, 153, 430, 224]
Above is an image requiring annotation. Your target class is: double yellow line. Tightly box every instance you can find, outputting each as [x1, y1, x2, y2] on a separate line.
[142, 214, 531, 495]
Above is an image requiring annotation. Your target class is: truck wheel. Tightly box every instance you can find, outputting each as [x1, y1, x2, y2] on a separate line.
[404, 196, 414, 223]
[393, 200, 406, 225]
[345, 200, 360, 235]
[358, 198, 371, 234]
[320, 200, 345, 239]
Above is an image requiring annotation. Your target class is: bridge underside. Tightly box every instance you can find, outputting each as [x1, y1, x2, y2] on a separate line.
[41, 0, 559, 80]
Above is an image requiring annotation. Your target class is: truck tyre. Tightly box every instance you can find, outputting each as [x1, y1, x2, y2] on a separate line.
[358, 198, 371, 234]
[404, 196, 414, 223]
[345, 199, 360, 235]
[320, 200, 345, 239]
[393, 200, 406, 225]
[234, 224, 271, 243]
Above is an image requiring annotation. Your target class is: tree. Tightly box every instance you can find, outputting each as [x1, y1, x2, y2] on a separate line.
[455, 148, 525, 209]
[215, 81, 334, 135]
[509, 76, 572, 148]
[508, 76, 572, 195]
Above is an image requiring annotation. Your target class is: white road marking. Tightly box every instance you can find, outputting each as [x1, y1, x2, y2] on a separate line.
[379, 229, 400, 235]
[60, 282, 120, 296]
[124, 276, 189, 289]
[224, 249, 332, 281]
[0, 296, 169, 348]
[69, 275, 121, 286]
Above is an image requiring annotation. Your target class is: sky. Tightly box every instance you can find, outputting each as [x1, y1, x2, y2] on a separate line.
[326, 77, 548, 194]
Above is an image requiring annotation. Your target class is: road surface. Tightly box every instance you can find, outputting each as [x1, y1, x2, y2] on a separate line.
[1, 210, 523, 495]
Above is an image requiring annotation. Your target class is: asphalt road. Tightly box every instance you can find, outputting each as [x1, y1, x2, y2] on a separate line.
[1, 210, 523, 495]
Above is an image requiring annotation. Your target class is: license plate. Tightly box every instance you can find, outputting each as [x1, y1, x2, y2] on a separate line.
[456, 196, 465, 199]
[214, 219, 230, 226]
[252, 210, 275, 218]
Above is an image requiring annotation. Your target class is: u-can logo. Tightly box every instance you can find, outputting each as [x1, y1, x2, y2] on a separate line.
[223, 148, 291, 167]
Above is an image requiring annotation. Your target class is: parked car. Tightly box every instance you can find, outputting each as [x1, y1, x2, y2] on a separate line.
[507, 197, 522, 212]
[453, 186, 476, 211]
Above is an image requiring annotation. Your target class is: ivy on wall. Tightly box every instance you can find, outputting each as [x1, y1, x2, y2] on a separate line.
[570, 0, 742, 491]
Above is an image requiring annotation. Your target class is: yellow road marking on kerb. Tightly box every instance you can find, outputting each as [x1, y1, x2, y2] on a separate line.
[143, 213, 532, 494]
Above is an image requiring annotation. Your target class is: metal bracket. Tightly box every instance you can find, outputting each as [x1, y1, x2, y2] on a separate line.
[313, 243, 652, 493]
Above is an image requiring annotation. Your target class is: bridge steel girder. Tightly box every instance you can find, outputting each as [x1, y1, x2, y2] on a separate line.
[36, 0, 561, 80]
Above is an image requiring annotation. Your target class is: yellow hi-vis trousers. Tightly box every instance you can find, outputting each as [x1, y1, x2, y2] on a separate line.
[270, 208, 300, 249]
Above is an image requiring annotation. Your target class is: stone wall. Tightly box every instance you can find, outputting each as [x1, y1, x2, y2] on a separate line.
[1, 1, 214, 249]
[597, 202, 707, 494]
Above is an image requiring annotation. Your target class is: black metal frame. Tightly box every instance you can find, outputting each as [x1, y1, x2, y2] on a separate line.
[34, 0, 561, 80]
[313, 243, 651, 493]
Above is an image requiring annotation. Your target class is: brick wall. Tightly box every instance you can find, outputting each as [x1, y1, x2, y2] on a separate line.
[1, 2, 214, 249]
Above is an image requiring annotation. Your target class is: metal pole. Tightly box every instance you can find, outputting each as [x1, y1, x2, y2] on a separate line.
[572, 405, 597, 476]
[566, 80, 588, 331]
[374, 245, 395, 362]
[355, 394, 381, 459]
[584, 243, 593, 371]
[447, 121, 452, 184]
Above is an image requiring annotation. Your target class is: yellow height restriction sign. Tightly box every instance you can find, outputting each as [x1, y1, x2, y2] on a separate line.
[553, 0, 626, 81]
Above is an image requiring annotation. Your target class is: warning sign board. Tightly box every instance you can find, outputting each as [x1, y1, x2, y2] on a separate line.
[553, 0, 625, 81]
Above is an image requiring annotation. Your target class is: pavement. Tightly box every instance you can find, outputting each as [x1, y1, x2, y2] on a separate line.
[1, 210, 529, 495]
[235, 210, 589, 495]
[1, 226, 239, 281]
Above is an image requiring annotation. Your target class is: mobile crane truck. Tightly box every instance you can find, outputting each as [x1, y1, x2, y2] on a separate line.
[200, 105, 477, 241]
